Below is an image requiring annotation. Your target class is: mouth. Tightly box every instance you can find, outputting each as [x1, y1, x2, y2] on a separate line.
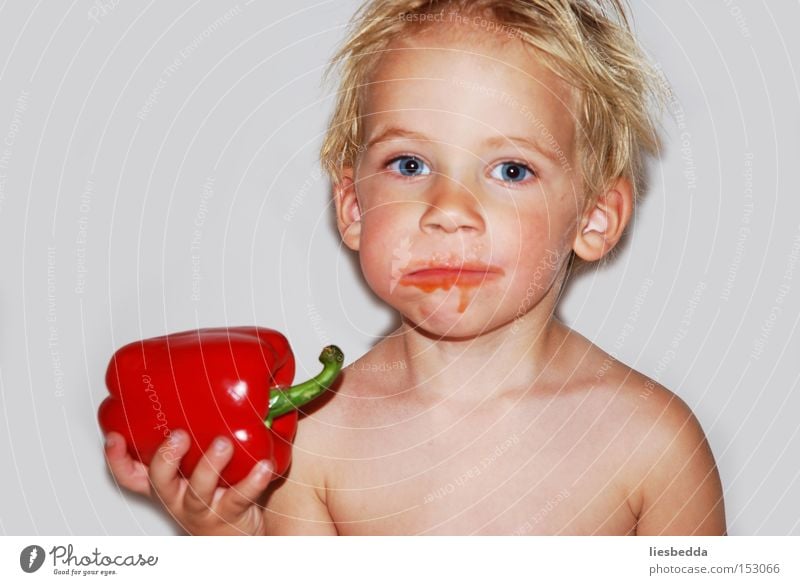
[402, 263, 505, 282]
[396, 261, 504, 311]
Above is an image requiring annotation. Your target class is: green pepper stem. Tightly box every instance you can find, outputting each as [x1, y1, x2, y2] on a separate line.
[266, 345, 344, 427]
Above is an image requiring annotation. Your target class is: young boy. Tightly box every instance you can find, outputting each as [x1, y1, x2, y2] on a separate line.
[104, 0, 726, 535]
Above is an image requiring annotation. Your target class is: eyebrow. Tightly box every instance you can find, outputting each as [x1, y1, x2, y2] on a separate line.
[364, 125, 562, 165]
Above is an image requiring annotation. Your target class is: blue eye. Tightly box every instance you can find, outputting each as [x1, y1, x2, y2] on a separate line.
[386, 155, 431, 177]
[490, 162, 534, 183]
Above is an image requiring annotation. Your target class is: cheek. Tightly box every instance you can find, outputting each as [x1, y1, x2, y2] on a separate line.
[357, 206, 413, 297]
[496, 212, 568, 294]
[490, 208, 558, 260]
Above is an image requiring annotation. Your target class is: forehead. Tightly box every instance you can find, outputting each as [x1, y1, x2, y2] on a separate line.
[361, 23, 576, 156]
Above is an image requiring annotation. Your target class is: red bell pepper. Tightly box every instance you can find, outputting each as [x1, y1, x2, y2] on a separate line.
[98, 326, 343, 486]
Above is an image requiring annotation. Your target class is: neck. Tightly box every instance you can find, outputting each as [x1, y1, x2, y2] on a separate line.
[385, 309, 568, 405]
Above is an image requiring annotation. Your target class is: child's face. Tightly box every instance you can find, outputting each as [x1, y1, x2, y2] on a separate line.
[336, 26, 584, 338]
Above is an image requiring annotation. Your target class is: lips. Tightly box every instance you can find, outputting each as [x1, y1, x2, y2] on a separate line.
[408, 268, 499, 277]
[401, 262, 504, 283]
[396, 261, 504, 311]
[406, 261, 503, 275]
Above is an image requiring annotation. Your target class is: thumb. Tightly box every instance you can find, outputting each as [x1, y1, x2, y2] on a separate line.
[219, 460, 275, 518]
[104, 432, 153, 498]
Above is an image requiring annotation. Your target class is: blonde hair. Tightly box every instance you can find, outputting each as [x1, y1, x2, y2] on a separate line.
[320, 0, 666, 269]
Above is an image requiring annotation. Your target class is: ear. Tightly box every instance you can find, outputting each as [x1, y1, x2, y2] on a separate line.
[572, 176, 633, 262]
[333, 166, 362, 251]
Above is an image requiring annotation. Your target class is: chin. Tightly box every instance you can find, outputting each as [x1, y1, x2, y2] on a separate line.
[401, 309, 508, 341]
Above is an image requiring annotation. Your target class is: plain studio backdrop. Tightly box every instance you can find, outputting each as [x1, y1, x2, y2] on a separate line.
[0, 0, 798, 536]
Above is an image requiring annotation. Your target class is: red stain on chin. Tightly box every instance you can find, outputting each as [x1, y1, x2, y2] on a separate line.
[398, 269, 501, 313]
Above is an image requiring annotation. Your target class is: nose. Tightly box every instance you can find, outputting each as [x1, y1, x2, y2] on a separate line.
[419, 173, 485, 235]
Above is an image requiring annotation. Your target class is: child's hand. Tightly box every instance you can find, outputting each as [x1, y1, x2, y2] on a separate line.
[103, 430, 275, 535]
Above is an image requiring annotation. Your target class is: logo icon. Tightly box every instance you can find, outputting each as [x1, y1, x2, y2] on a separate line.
[20, 545, 46, 573]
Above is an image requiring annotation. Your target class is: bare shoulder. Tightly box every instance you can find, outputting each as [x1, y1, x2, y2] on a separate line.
[629, 376, 726, 535]
[262, 347, 390, 534]
[261, 399, 341, 533]
[556, 326, 725, 534]
[261, 350, 376, 535]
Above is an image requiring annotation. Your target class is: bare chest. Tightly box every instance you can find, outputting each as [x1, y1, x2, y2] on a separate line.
[324, 397, 638, 535]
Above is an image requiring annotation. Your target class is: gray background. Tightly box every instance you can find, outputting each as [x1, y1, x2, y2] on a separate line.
[0, 0, 797, 535]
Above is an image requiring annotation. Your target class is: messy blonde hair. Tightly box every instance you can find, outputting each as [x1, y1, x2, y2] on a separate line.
[320, 0, 666, 270]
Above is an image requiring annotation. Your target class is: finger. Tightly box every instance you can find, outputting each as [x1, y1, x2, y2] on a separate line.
[216, 460, 274, 522]
[149, 429, 191, 507]
[104, 432, 152, 498]
[183, 436, 235, 515]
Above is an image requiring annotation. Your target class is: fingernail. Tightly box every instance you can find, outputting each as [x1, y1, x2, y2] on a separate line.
[255, 460, 272, 478]
[105, 435, 116, 449]
[169, 430, 185, 446]
[213, 437, 230, 454]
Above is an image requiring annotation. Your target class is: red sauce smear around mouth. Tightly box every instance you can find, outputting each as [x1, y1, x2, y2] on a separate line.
[398, 270, 498, 313]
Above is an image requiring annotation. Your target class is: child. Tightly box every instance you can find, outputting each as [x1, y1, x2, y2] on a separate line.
[104, 0, 726, 535]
